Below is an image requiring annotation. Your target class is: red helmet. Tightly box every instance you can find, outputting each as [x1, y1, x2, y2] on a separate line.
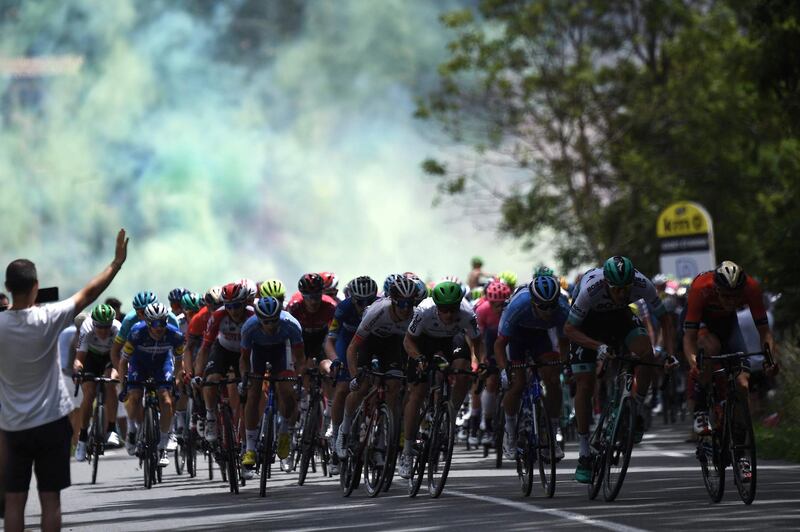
[298, 273, 324, 295]
[221, 282, 246, 304]
[319, 271, 338, 293]
[485, 281, 511, 303]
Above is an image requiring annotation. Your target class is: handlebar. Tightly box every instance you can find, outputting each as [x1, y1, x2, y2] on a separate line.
[508, 360, 564, 370]
[72, 372, 120, 396]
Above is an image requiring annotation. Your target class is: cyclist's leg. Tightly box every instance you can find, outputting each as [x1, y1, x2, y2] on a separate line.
[156, 355, 175, 450]
[202, 342, 226, 415]
[104, 364, 120, 440]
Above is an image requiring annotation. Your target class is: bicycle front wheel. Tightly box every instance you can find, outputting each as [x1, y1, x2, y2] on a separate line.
[588, 411, 607, 500]
[222, 406, 239, 494]
[91, 403, 104, 485]
[365, 404, 393, 498]
[427, 402, 455, 498]
[603, 397, 635, 501]
[299, 400, 321, 486]
[515, 402, 534, 497]
[535, 399, 557, 498]
[143, 407, 156, 489]
[259, 411, 275, 498]
[341, 407, 365, 497]
[729, 395, 757, 504]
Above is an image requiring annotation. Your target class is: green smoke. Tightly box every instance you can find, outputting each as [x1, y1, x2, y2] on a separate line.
[0, 0, 550, 302]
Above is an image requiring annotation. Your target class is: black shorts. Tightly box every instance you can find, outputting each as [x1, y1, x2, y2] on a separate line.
[205, 342, 241, 378]
[406, 333, 471, 384]
[569, 308, 647, 372]
[4, 416, 72, 493]
[357, 335, 406, 373]
[84, 352, 113, 377]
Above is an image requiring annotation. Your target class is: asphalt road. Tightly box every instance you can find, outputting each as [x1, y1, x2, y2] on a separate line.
[8, 422, 800, 531]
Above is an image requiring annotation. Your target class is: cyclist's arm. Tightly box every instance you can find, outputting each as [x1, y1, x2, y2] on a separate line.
[345, 335, 363, 376]
[658, 311, 676, 356]
[683, 328, 699, 370]
[467, 334, 483, 364]
[183, 335, 198, 376]
[324, 335, 338, 362]
[239, 347, 251, 378]
[195, 343, 209, 377]
[71, 229, 127, 313]
[110, 341, 124, 373]
[494, 334, 509, 369]
[563, 322, 602, 351]
[403, 333, 423, 361]
[757, 324, 776, 361]
[119, 341, 134, 381]
[73, 349, 87, 373]
[559, 337, 570, 365]
[291, 343, 306, 372]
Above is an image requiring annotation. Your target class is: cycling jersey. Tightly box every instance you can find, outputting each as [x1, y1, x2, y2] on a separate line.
[498, 290, 569, 338]
[114, 309, 179, 344]
[77, 319, 122, 356]
[408, 298, 480, 340]
[328, 297, 362, 341]
[187, 306, 212, 342]
[176, 312, 188, 334]
[683, 271, 767, 331]
[568, 268, 665, 326]
[286, 295, 337, 359]
[354, 298, 412, 339]
[241, 311, 304, 375]
[122, 322, 185, 389]
[475, 299, 502, 357]
[202, 307, 255, 352]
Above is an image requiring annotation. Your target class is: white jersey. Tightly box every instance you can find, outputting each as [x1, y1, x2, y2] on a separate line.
[77, 319, 122, 355]
[407, 298, 480, 339]
[568, 268, 664, 326]
[355, 298, 411, 338]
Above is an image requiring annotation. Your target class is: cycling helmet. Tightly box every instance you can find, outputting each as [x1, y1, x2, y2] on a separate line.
[603, 256, 634, 287]
[485, 281, 511, 303]
[259, 279, 286, 299]
[652, 273, 669, 287]
[320, 272, 339, 294]
[168, 287, 188, 303]
[221, 282, 247, 304]
[348, 276, 378, 299]
[714, 260, 746, 290]
[389, 276, 418, 300]
[497, 270, 518, 289]
[238, 278, 258, 301]
[132, 291, 158, 310]
[470, 286, 484, 301]
[440, 275, 461, 284]
[413, 278, 428, 303]
[432, 281, 463, 306]
[91, 304, 116, 325]
[255, 296, 281, 320]
[383, 273, 403, 295]
[533, 265, 554, 278]
[143, 302, 169, 322]
[204, 286, 223, 306]
[529, 275, 560, 305]
[181, 292, 202, 312]
[298, 273, 324, 295]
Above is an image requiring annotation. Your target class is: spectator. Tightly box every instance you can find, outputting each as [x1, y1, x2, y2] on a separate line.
[104, 297, 122, 318]
[467, 256, 491, 289]
[0, 229, 127, 532]
[0, 293, 9, 311]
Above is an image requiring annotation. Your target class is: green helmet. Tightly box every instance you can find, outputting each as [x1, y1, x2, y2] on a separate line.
[534, 265, 555, 278]
[470, 286, 484, 301]
[91, 304, 116, 325]
[432, 281, 463, 306]
[498, 270, 517, 289]
[603, 256, 634, 287]
[260, 279, 286, 299]
[180, 292, 202, 312]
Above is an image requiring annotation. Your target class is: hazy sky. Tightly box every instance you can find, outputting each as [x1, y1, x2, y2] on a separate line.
[0, 0, 551, 302]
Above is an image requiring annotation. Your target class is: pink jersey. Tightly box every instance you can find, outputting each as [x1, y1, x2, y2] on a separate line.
[475, 299, 501, 333]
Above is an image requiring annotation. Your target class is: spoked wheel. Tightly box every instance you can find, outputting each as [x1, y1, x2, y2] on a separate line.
[259, 412, 275, 498]
[603, 397, 635, 502]
[588, 412, 607, 500]
[298, 402, 320, 486]
[143, 409, 156, 489]
[408, 410, 432, 498]
[186, 429, 197, 478]
[341, 408, 365, 497]
[494, 405, 505, 469]
[427, 403, 455, 498]
[535, 400, 557, 498]
[175, 444, 186, 475]
[222, 408, 239, 494]
[207, 447, 215, 481]
[729, 397, 757, 504]
[91, 404, 103, 485]
[515, 405, 534, 497]
[698, 431, 726, 502]
[382, 411, 402, 492]
[365, 405, 393, 497]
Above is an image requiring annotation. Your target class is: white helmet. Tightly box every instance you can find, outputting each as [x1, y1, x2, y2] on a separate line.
[714, 261, 745, 290]
[143, 302, 169, 322]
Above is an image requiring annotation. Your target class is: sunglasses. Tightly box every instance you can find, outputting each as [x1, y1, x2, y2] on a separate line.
[393, 298, 415, 309]
[302, 293, 323, 301]
[225, 303, 243, 310]
[437, 304, 460, 314]
[147, 319, 167, 328]
[354, 296, 376, 306]
[93, 323, 112, 329]
[533, 301, 558, 311]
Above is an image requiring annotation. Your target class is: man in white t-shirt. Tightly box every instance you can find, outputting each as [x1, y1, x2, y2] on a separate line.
[0, 229, 128, 532]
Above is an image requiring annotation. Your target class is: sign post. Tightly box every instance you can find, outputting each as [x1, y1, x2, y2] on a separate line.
[657, 201, 715, 279]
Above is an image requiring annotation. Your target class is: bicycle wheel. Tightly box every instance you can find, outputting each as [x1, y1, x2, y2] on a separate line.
[535, 399, 557, 498]
[494, 399, 505, 469]
[221, 406, 239, 494]
[207, 445, 215, 481]
[382, 409, 402, 492]
[91, 403, 104, 485]
[588, 411, 607, 500]
[186, 424, 197, 478]
[143, 407, 156, 489]
[175, 443, 185, 476]
[365, 404, 392, 498]
[515, 403, 534, 497]
[259, 411, 275, 498]
[729, 395, 757, 504]
[341, 407, 365, 497]
[427, 402, 455, 498]
[298, 400, 320, 486]
[603, 397, 635, 501]
[408, 409, 431, 498]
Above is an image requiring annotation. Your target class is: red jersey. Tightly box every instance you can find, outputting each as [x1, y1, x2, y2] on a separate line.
[286, 295, 337, 333]
[202, 307, 255, 351]
[188, 306, 212, 340]
[684, 272, 768, 330]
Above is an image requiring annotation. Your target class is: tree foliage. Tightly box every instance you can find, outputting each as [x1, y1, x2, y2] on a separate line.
[419, 0, 800, 326]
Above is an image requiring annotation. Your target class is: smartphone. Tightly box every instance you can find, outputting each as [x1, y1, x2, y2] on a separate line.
[35, 286, 60, 304]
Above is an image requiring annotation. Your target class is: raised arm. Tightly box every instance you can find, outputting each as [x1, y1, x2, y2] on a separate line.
[72, 229, 129, 313]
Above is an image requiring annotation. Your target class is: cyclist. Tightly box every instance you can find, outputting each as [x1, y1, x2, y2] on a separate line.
[173, 292, 203, 439]
[168, 288, 188, 329]
[497, 270, 518, 291]
[240, 297, 306, 472]
[495, 275, 569, 460]
[564, 256, 675, 483]
[119, 303, 185, 467]
[335, 275, 417, 461]
[196, 282, 254, 442]
[110, 291, 179, 374]
[320, 271, 341, 303]
[398, 280, 483, 479]
[326, 276, 379, 473]
[260, 279, 286, 308]
[470, 280, 511, 446]
[72, 304, 122, 460]
[683, 261, 777, 450]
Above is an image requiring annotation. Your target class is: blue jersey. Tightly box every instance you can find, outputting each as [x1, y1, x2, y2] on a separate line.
[115, 309, 180, 344]
[122, 322, 185, 365]
[498, 290, 569, 339]
[328, 298, 364, 359]
[240, 311, 304, 350]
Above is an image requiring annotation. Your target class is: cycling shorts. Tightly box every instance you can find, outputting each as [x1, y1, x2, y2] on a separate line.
[250, 342, 293, 377]
[569, 308, 647, 374]
[406, 333, 471, 384]
[127, 355, 174, 390]
[205, 341, 241, 379]
[507, 328, 557, 363]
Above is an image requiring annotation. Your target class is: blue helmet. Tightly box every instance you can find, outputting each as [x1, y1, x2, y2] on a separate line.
[168, 287, 188, 303]
[255, 297, 281, 321]
[528, 275, 560, 305]
[383, 273, 402, 295]
[132, 291, 158, 310]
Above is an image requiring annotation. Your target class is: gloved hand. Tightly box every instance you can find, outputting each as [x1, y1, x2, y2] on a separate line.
[500, 368, 509, 390]
[562, 364, 574, 384]
[596, 344, 612, 363]
[191, 376, 203, 388]
[349, 376, 361, 392]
